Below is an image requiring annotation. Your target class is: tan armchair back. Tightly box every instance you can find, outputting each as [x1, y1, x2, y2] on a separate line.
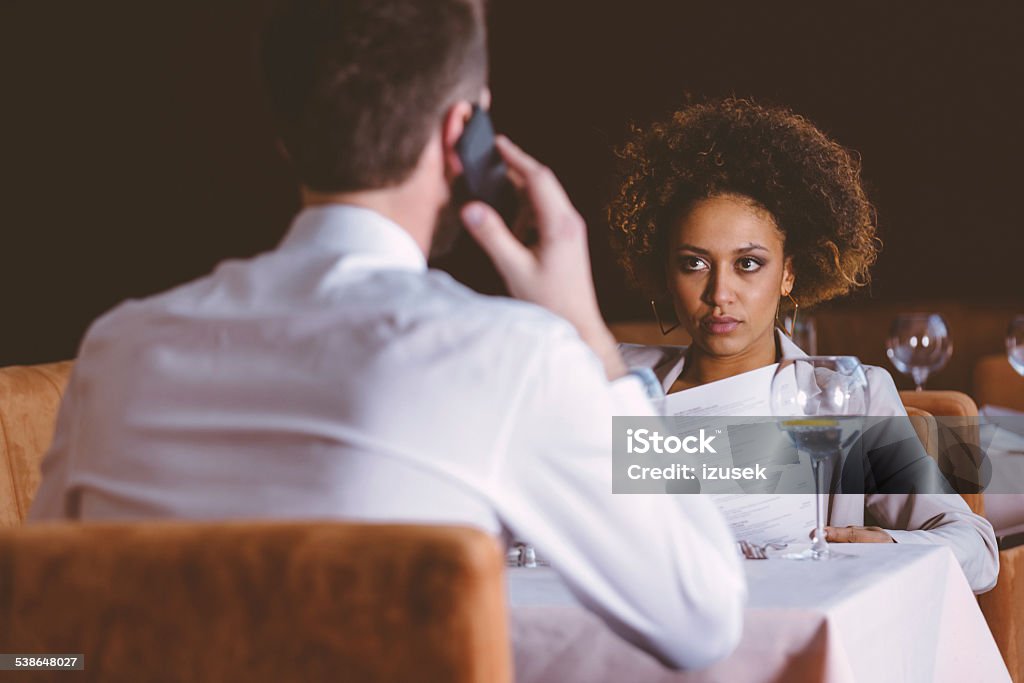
[899, 390, 984, 516]
[974, 354, 1024, 412]
[0, 521, 512, 683]
[0, 361, 73, 526]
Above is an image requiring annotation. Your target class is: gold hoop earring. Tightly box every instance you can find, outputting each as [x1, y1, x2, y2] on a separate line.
[651, 299, 680, 336]
[777, 293, 799, 337]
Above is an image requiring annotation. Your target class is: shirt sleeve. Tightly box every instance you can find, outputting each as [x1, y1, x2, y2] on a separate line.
[862, 366, 999, 593]
[489, 325, 746, 670]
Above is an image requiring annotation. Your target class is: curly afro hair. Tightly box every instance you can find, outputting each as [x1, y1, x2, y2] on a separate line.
[609, 97, 880, 308]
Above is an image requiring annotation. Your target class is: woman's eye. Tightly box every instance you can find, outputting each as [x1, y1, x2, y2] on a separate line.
[737, 257, 763, 272]
[679, 257, 708, 272]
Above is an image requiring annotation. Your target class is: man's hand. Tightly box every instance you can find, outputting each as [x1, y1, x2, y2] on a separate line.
[818, 525, 895, 543]
[460, 135, 626, 380]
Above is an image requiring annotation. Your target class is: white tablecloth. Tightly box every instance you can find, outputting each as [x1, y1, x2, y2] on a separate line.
[508, 544, 1009, 683]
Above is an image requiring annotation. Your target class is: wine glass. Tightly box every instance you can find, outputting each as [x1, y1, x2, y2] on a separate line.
[770, 356, 870, 560]
[1008, 316, 1024, 377]
[506, 541, 540, 568]
[885, 313, 953, 390]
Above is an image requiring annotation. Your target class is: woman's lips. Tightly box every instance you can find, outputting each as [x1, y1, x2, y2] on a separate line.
[702, 317, 741, 334]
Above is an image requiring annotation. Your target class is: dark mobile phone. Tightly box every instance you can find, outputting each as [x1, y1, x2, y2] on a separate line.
[453, 105, 519, 226]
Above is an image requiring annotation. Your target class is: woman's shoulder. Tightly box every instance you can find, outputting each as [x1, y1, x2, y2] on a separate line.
[861, 364, 906, 416]
[862, 364, 898, 390]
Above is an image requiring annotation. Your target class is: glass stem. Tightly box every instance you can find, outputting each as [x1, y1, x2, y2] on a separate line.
[811, 455, 829, 559]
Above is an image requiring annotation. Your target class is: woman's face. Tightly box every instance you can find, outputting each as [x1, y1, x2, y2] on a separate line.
[666, 194, 794, 359]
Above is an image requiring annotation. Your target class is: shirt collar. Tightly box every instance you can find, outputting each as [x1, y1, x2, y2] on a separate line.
[278, 204, 427, 272]
[777, 329, 808, 360]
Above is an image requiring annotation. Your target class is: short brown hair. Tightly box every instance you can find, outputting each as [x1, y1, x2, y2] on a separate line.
[260, 0, 487, 192]
[609, 97, 880, 308]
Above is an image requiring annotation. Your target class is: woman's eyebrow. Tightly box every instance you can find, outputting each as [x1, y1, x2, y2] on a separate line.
[735, 243, 769, 254]
[675, 243, 769, 254]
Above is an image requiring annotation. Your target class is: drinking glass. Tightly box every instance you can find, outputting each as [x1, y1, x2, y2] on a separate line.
[1008, 315, 1024, 377]
[770, 356, 869, 560]
[506, 542, 539, 568]
[885, 313, 953, 390]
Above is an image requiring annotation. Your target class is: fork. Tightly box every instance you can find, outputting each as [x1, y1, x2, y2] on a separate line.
[738, 540, 765, 559]
[738, 540, 787, 559]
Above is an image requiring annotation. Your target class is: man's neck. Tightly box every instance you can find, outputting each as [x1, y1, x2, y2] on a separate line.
[301, 186, 435, 256]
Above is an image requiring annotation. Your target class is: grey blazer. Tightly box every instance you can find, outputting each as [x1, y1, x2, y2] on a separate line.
[620, 331, 999, 593]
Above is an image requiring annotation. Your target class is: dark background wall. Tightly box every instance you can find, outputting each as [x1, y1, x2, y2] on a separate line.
[2, 1, 1022, 366]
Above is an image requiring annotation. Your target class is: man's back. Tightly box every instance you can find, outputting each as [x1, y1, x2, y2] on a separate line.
[32, 206, 570, 527]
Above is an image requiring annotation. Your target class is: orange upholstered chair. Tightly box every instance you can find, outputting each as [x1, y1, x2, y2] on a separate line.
[900, 389, 1023, 683]
[0, 361, 513, 682]
[899, 389, 981, 421]
[973, 354, 1024, 682]
[899, 390, 985, 515]
[974, 354, 1024, 412]
[904, 405, 938, 457]
[0, 522, 512, 683]
[0, 361, 74, 526]
[983, 546, 1024, 683]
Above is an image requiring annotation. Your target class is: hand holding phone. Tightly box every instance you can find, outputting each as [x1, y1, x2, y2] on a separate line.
[453, 105, 519, 227]
[459, 135, 627, 381]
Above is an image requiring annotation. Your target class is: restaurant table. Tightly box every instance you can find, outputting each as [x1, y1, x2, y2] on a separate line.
[508, 544, 1009, 683]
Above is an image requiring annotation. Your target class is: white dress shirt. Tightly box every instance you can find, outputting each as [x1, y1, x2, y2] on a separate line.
[621, 333, 1000, 592]
[30, 205, 745, 669]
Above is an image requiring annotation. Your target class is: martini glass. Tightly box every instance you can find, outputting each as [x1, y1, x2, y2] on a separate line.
[770, 356, 870, 559]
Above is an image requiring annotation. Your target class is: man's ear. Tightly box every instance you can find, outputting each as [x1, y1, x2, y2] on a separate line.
[440, 98, 479, 181]
[441, 100, 475, 181]
[782, 256, 796, 296]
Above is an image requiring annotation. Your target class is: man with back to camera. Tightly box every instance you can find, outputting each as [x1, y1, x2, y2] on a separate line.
[29, 0, 745, 668]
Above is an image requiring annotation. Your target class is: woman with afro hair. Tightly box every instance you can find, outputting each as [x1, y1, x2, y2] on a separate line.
[610, 97, 997, 591]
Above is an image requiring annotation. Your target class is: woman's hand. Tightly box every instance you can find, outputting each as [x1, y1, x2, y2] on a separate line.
[818, 525, 895, 543]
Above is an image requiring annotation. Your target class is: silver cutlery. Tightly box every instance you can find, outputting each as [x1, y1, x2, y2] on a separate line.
[738, 540, 788, 559]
